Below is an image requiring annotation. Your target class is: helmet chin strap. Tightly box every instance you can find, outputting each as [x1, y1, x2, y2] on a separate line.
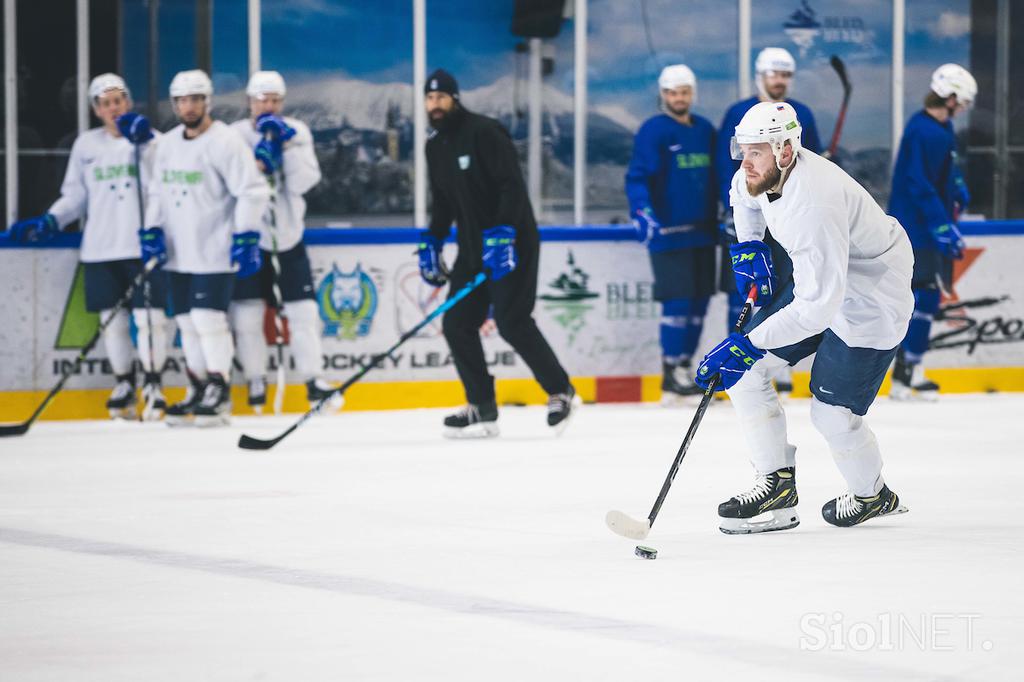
[770, 146, 796, 193]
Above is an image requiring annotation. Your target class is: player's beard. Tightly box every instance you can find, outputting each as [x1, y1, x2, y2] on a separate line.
[665, 102, 689, 118]
[428, 105, 457, 131]
[766, 83, 788, 101]
[182, 113, 205, 129]
[746, 163, 782, 196]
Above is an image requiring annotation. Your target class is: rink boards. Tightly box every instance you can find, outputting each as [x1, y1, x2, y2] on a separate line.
[1, 223, 1022, 420]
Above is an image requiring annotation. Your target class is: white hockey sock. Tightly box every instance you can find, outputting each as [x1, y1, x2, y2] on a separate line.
[809, 397, 884, 497]
[229, 299, 268, 380]
[100, 308, 134, 376]
[191, 308, 234, 377]
[726, 353, 795, 472]
[175, 313, 207, 378]
[284, 299, 324, 381]
[132, 307, 168, 374]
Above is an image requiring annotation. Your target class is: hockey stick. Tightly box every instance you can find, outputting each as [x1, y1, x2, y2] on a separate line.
[265, 167, 288, 415]
[238, 271, 488, 451]
[133, 142, 159, 420]
[826, 55, 852, 159]
[0, 258, 160, 437]
[605, 285, 759, 540]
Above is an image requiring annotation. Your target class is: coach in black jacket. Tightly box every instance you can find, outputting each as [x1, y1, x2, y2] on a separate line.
[418, 69, 576, 438]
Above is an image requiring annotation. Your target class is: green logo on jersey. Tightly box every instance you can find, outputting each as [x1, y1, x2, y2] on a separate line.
[162, 169, 204, 185]
[92, 164, 137, 183]
[675, 152, 710, 170]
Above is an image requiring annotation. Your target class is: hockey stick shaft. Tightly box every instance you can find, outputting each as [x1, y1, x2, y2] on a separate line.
[827, 55, 852, 158]
[133, 143, 158, 414]
[643, 285, 759, 527]
[237, 271, 488, 450]
[0, 258, 160, 436]
[264, 165, 288, 415]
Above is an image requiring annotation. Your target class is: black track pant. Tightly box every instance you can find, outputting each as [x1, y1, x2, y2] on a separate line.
[442, 244, 570, 406]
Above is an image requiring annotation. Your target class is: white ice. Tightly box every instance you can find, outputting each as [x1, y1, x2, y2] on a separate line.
[1, 395, 1021, 681]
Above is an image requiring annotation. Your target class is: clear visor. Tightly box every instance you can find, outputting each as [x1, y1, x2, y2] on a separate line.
[730, 136, 766, 161]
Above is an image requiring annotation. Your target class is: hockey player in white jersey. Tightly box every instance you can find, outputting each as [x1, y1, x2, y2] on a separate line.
[228, 70, 335, 412]
[142, 69, 269, 426]
[695, 102, 913, 531]
[8, 73, 168, 420]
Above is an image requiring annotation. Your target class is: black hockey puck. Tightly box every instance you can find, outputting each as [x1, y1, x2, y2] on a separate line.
[634, 545, 657, 560]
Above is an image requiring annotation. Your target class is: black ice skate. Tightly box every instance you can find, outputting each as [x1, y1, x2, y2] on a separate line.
[166, 373, 205, 427]
[719, 467, 800, 535]
[106, 373, 137, 420]
[248, 376, 267, 414]
[306, 378, 343, 410]
[890, 350, 938, 402]
[140, 372, 166, 422]
[661, 361, 703, 404]
[194, 373, 231, 427]
[822, 485, 909, 527]
[443, 400, 499, 439]
[547, 384, 581, 435]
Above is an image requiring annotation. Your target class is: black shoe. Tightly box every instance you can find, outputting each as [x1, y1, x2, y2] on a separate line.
[547, 385, 579, 433]
[166, 373, 205, 426]
[822, 484, 908, 527]
[443, 401, 499, 439]
[662, 361, 702, 401]
[106, 373, 137, 419]
[194, 373, 231, 426]
[719, 467, 800, 534]
[247, 376, 267, 413]
[140, 372, 166, 421]
[891, 349, 938, 402]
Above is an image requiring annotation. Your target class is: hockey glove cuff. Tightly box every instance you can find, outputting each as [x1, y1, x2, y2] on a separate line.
[10, 213, 59, 243]
[255, 113, 296, 142]
[930, 222, 965, 260]
[231, 231, 263, 278]
[138, 227, 168, 266]
[632, 207, 660, 245]
[482, 225, 517, 281]
[730, 240, 776, 302]
[695, 333, 765, 392]
[417, 231, 449, 287]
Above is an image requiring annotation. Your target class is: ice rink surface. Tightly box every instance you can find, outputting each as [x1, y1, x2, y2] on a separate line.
[1, 394, 1021, 681]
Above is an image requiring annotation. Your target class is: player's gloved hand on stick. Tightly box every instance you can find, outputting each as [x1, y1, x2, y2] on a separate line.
[482, 225, 517, 281]
[9, 214, 59, 243]
[930, 222, 965, 260]
[231, 231, 263, 278]
[138, 227, 168, 266]
[254, 138, 283, 175]
[116, 112, 154, 144]
[255, 113, 296, 142]
[694, 332, 765, 392]
[730, 240, 776, 302]
[417, 231, 448, 287]
[632, 207, 660, 245]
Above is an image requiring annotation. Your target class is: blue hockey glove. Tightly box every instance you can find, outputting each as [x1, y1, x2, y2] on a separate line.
[730, 240, 776, 302]
[116, 112, 154, 144]
[930, 223, 965, 260]
[417, 231, 448, 287]
[255, 113, 296, 142]
[138, 227, 168, 266]
[695, 332, 765, 392]
[482, 225, 517, 281]
[9, 213, 59, 243]
[254, 138, 282, 175]
[231, 231, 263, 278]
[632, 207, 660, 245]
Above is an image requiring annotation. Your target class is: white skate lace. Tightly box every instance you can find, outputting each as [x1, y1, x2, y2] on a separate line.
[109, 380, 133, 401]
[735, 473, 773, 504]
[547, 392, 572, 414]
[835, 493, 863, 519]
[142, 383, 164, 402]
[200, 382, 224, 409]
[249, 377, 267, 396]
[457, 405, 481, 423]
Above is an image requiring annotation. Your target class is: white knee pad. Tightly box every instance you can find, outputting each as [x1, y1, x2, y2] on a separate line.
[229, 299, 268, 380]
[175, 313, 207, 377]
[726, 354, 795, 472]
[284, 299, 324, 381]
[100, 308, 134, 376]
[809, 398, 884, 496]
[190, 308, 235, 377]
[132, 307, 168, 373]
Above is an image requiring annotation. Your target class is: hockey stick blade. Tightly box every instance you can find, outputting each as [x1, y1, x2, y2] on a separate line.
[605, 510, 651, 540]
[0, 422, 31, 437]
[830, 55, 851, 96]
[238, 432, 284, 450]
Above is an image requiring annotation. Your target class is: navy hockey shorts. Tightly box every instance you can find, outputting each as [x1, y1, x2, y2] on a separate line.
[649, 245, 716, 301]
[83, 258, 168, 313]
[743, 281, 896, 416]
[167, 272, 235, 315]
[232, 242, 316, 303]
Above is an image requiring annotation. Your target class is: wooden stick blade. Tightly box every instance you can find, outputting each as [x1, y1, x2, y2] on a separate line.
[605, 510, 651, 540]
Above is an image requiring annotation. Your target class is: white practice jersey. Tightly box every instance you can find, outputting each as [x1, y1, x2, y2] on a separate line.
[229, 116, 322, 252]
[730, 149, 914, 351]
[145, 121, 269, 274]
[48, 127, 161, 263]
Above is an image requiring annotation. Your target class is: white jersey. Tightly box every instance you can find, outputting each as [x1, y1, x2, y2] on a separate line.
[145, 120, 269, 274]
[229, 116, 322, 252]
[730, 149, 914, 351]
[48, 127, 161, 263]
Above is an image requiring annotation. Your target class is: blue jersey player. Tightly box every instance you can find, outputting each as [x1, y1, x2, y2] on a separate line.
[888, 64, 976, 401]
[625, 64, 718, 402]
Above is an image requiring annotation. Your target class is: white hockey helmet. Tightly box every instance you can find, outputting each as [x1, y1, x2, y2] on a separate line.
[755, 47, 796, 75]
[246, 70, 287, 100]
[169, 69, 213, 99]
[731, 101, 802, 170]
[658, 64, 697, 101]
[89, 73, 130, 102]
[930, 63, 977, 107]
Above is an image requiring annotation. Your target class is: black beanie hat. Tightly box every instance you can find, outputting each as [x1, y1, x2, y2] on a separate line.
[425, 69, 459, 99]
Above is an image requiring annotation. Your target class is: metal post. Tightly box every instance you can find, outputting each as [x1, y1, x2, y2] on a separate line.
[528, 37, 542, 220]
[573, 0, 586, 226]
[248, 0, 261, 75]
[738, 0, 751, 99]
[4, 0, 17, 225]
[147, 0, 159, 121]
[77, 0, 90, 134]
[413, 0, 427, 228]
[196, 0, 212, 75]
[891, 0, 904, 166]
[993, 0, 1010, 219]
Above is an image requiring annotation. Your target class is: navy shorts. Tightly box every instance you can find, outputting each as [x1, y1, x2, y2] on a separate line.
[649, 245, 717, 301]
[910, 246, 953, 290]
[744, 281, 896, 416]
[83, 258, 168, 312]
[232, 242, 316, 303]
[167, 272, 235, 315]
